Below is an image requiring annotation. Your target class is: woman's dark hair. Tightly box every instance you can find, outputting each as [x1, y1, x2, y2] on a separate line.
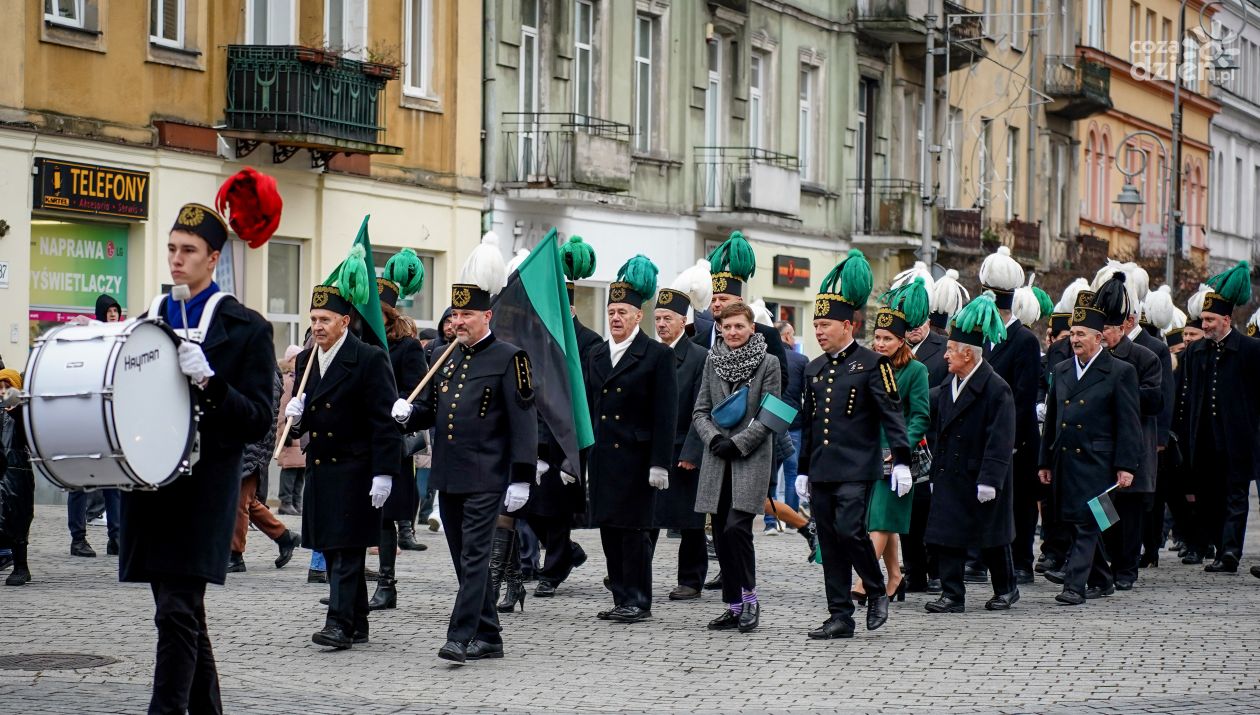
[382, 303, 417, 341]
[716, 301, 755, 326]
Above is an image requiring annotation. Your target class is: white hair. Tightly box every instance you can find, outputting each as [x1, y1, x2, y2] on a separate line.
[959, 344, 983, 363]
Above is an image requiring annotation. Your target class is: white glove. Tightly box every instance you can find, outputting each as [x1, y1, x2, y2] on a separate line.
[648, 466, 669, 490]
[284, 395, 305, 420]
[504, 482, 530, 512]
[369, 476, 392, 508]
[177, 342, 215, 383]
[559, 471, 577, 486]
[391, 398, 412, 424]
[795, 474, 811, 500]
[1036, 402, 1047, 423]
[535, 459, 550, 485]
[892, 464, 912, 497]
[977, 484, 997, 503]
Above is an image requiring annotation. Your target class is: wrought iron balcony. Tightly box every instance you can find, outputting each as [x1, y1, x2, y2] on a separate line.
[849, 179, 922, 236]
[938, 207, 983, 252]
[502, 113, 633, 192]
[1003, 218, 1042, 262]
[222, 45, 401, 167]
[694, 147, 801, 216]
[1044, 54, 1113, 119]
[858, 0, 986, 74]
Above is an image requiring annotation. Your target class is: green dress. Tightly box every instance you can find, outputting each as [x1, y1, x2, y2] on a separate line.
[866, 359, 931, 533]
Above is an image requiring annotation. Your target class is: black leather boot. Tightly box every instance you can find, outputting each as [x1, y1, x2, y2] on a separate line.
[497, 529, 526, 613]
[398, 521, 427, 551]
[489, 526, 512, 605]
[369, 567, 397, 610]
[5, 543, 30, 586]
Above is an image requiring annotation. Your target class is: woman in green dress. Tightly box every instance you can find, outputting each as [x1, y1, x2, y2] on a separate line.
[855, 277, 931, 602]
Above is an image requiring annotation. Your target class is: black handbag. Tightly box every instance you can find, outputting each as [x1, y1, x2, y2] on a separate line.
[882, 439, 933, 484]
[402, 430, 428, 457]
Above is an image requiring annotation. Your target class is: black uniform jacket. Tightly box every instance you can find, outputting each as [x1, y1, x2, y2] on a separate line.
[1181, 329, 1260, 485]
[1134, 329, 1175, 447]
[798, 341, 910, 483]
[1039, 349, 1143, 523]
[292, 332, 401, 551]
[653, 337, 708, 530]
[985, 319, 1041, 452]
[1108, 336, 1162, 494]
[121, 296, 274, 585]
[406, 332, 538, 494]
[584, 330, 677, 529]
[381, 335, 428, 521]
[914, 330, 950, 389]
[925, 361, 1016, 549]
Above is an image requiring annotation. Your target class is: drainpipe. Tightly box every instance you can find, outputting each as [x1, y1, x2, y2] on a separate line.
[482, 0, 497, 231]
[1027, 0, 1039, 263]
[922, 5, 937, 265]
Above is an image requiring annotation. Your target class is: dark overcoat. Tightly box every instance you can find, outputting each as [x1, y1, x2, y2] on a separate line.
[1134, 329, 1175, 447]
[1039, 349, 1143, 523]
[925, 361, 1016, 548]
[1108, 336, 1162, 493]
[985, 320, 1041, 452]
[654, 338, 708, 530]
[1039, 337, 1073, 405]
[382, 335, 427, 521]
[584, 330, 677, 529]
[1181, 329, 1260, 485]
[914, 330, 950, 389]
[293, 332, 402, 551]
[121, 297, 274, 585]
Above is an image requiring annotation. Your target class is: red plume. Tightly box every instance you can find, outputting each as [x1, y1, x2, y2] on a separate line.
[214, 167, 283, 249]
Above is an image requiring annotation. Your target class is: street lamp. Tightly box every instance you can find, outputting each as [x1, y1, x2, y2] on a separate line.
[1112, 132, 1175, 284]
[1114, 182, 1144, 221]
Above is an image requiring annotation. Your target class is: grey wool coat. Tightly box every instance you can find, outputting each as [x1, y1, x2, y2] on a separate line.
[692, 350, 781, 516]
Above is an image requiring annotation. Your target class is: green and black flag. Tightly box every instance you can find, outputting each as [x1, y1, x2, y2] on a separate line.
[1088, 484, 1121, 532]
[324, 215, 389, 350]
[490, 230, 594, 474]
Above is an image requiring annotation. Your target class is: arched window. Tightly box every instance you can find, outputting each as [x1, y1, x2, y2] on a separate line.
[1085, 132, 1097, 219]
[1099, 132, 1112, 225]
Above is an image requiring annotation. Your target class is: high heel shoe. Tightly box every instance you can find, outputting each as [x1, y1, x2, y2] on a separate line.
[851, 589, 867, 606]
[887, 577, 906, 602]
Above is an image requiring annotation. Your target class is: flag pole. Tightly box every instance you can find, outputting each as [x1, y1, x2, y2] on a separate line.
[405, 340, 459, 404]
[272, 354, 316, 461]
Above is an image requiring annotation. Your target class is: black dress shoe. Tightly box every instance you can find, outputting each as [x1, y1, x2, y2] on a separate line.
[352, 631, 369, 645]
[707, 608, 741, 630]
[1014, 569, 1034, 585]
[307, 569, 327, 584]
[1115, 580, 1134, 591]
[1181, 550, 1204, 565]
[704, 571, 723, 590]
[738, 601, 760, 633]
[602, 576, 612, 591]
[70, 540, 96, 558]
[1055, 589, 1086, 605]
[466, 640, 504, 660]
[596, 609, 615, 620]
[227, 553, 246, 573]
[319, 597, 330, 605]
[275, 530, 299, 569]
[534, 581, 557, 597]
[963, 566, 988, 583]
[106, 538, 119, 556]
[1084, 584, 1115, 599]
[807, 616, 854, 640]
[1034, 554, 1058, 574]
[669, 585, 701, 600]
[866, 593, 889, 631]
[438, 641, 466, 663]
[925, 578, 942, 594]
[606, 606, 651, 623]
[924, 597, 965, 613]
[0, 553, 11, 571]
[312, 626, 352, 650]
[1042, 569, 1066, 585]
[985, 589, 1020, 611]
[1250, 565, 1260, 579]
[1205, 553, 1239, 573]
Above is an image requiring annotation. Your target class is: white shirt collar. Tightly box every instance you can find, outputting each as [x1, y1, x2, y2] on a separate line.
[610, 327, 640, 367]
[665, 334, 684, 349]
[951, 357, 983, 401]
[1075, 345, 1103, 379]
[1127, 324, 1143, 341]
[1004, 315, 1018, 328]
[317, 330, 349, 376]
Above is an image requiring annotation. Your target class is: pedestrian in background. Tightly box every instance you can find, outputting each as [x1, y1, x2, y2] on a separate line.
[276, 345, 305, 515]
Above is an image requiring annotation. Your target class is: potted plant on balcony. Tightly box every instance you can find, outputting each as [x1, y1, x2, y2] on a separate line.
[981, 226, 1001, 253]
[361, 44, 401, 80]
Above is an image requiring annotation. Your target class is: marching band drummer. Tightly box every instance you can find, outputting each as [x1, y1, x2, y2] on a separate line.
[120, 170, 280, 715]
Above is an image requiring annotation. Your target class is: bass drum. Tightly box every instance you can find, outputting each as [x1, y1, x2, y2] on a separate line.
[23, 319, 195, 491]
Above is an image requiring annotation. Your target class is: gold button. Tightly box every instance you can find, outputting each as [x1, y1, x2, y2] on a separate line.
[614, 443, 620, 449]
[601, 415, 606, 420]
[447, 414, 454, 420]
[331, 458, 337, 463]
[1061, 422, 1066, 428]
[454, 393, 461, 399]
[326, 432, 333, 438]
[825, 398, 831, 403]
[314, 459, 321, 465]
[1079, 400, 1085, 405]
[1076, 425, 1082, 430]
[458, 383, 464, 389]
[823, 439, 830, 445]
[325, 403, 332, 409]
[1064, 400, 1069, 405]
[1076, 448, 1082, 453]
[826, 388, 832, 393]
[615, 415, 621, 420]
[447, 423, 454, 430]
[447, 435, 453, 441]
[823, 418, 829, 424]
[617, 388, 623, 393]
[603, 388, 608, 394]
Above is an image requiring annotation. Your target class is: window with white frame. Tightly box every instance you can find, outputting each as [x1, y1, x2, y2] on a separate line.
[325, 0, 367, 59]
[1183, 37, 1199, 91]
[703, 38, 723, 205]
[267, 241, 303, 359]
[948, 106, 962, 206]
[633, 14, 654, 153]
[519, 0, 541, 177]
[150, 0, 185, 48]
[247, 0, 295, 45]
[1011, 0, 1025, 50]
[980, 118, 993, 207]
[1005, 126, 1019, 220]
[404, 0, 433, 97]
[1054, 142, 1069, 236]
[373, 249, 437, 326]
[798, 66, 814, 180]
[45, 0, 84, 28]
[1085, 0, 1106, 49]
[749, 54, 765, 150]
[856, 80, 869, 186]
[574, 0, 594, 118]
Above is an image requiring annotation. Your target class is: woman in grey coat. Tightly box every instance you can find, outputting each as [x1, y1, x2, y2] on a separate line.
[693, 302, 781, 633]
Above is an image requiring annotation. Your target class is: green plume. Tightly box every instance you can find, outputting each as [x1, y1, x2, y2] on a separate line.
[336, 244, 372, 305]
[953, 291, 1008, 345]
[617, 254, 658, 300]
[707, 230, 756, 280]
[1206, 261, 1252, 306]
[1032, 285, 1054, 319]
[880, 276, 931, 327]
[383, 248, 425, 298]
[839, 249, 873, 306]
[559, 231, 597, 281]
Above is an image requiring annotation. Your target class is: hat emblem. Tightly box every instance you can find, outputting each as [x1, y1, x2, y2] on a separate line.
[658, 289, 673, 305]
[1072, 307, 1086, 323]
[815, 298, 830, 316]
[876, 312, 894, 328]
[312, 289, 329, 308]
[452, 287, 472, 308]
[178, 205, 205, 227]
[610, 284, 627, 303]
[713, 276, 728, 294]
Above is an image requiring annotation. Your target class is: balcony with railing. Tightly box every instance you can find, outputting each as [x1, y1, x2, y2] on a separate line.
[502, 113, 633, 193]
[1044, 54, 1113, 119]
[694, 147, 801, 216]
[1003, 218, 1042, 262]
[222, 45, 402, 167]
[937, 207, 984, 252]
[940, 0, 987, 74]
[849, 179, 922, 237]
[857, 0, 986, 73]
[856, 0, 932, 42]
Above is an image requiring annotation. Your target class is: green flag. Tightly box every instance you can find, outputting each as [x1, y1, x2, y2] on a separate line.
[325, 215, 388, 349]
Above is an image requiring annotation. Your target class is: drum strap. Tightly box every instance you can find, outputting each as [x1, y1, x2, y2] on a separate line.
[147, 291, 235, 344]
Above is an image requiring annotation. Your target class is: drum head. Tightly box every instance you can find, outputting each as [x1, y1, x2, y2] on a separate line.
[109, 322, 193, 485]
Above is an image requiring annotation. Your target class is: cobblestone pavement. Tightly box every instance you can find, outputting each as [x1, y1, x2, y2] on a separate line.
[2, 504, 1259, 714]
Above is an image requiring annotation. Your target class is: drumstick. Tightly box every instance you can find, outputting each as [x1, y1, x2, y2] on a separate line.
[405, 340, 459, 404]
[170, 284, 192, 341]
[272, 352, 316, 462]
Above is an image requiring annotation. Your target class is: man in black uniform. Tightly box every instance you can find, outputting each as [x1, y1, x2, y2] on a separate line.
[395, 240, 538, 662]
[121, 185, 278, 714]
[793, 250, 911, 640]
[585, 255, 677, 623]
[1038, 297, 1142, 605]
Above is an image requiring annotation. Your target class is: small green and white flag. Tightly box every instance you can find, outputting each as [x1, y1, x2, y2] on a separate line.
[1087, 484, 1121, 532]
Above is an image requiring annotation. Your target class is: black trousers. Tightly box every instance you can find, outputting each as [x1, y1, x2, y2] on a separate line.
[1063, 521, 1113, 594]
[440, 491, 502, 644]
[600, 526, 653, 611]
[525, 514, 577, 586]
[323, 548, 368, 636]
[811, 480, 884, 623]
[902, 486, 937, 583]
[647, 527, 708, 591]
[1009, 447, 1040, 572]
[278, 467, 305, 508]
[712, 470, 756, 605]
[936, 544, 1014, 603]
[1038, 481, 1071, 563]
[148, 579, 221, 715]
[1220, 478, 1252, 559]
[1101, 492, 1148, 583]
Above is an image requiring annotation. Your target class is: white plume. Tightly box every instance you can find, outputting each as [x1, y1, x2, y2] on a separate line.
[1165, 307, 1187, 334]
[1012, 286, 1041, 326]
[1187, 283, 1212, 319]
[979, 245, 1024, 292]
[670, 259, 713, 311]
[505, 248, 530, 276]
[890, 260, 935, 294]
[1249, 306, 1260, 332]
[1143, 285, 1175, 330]
[749, 298, 774, 327]
[930, 268, 969, 317]
[1122, 262, 1150, 302]
[1054, 278, 1090, 313]
[460, 231, 508, 294]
